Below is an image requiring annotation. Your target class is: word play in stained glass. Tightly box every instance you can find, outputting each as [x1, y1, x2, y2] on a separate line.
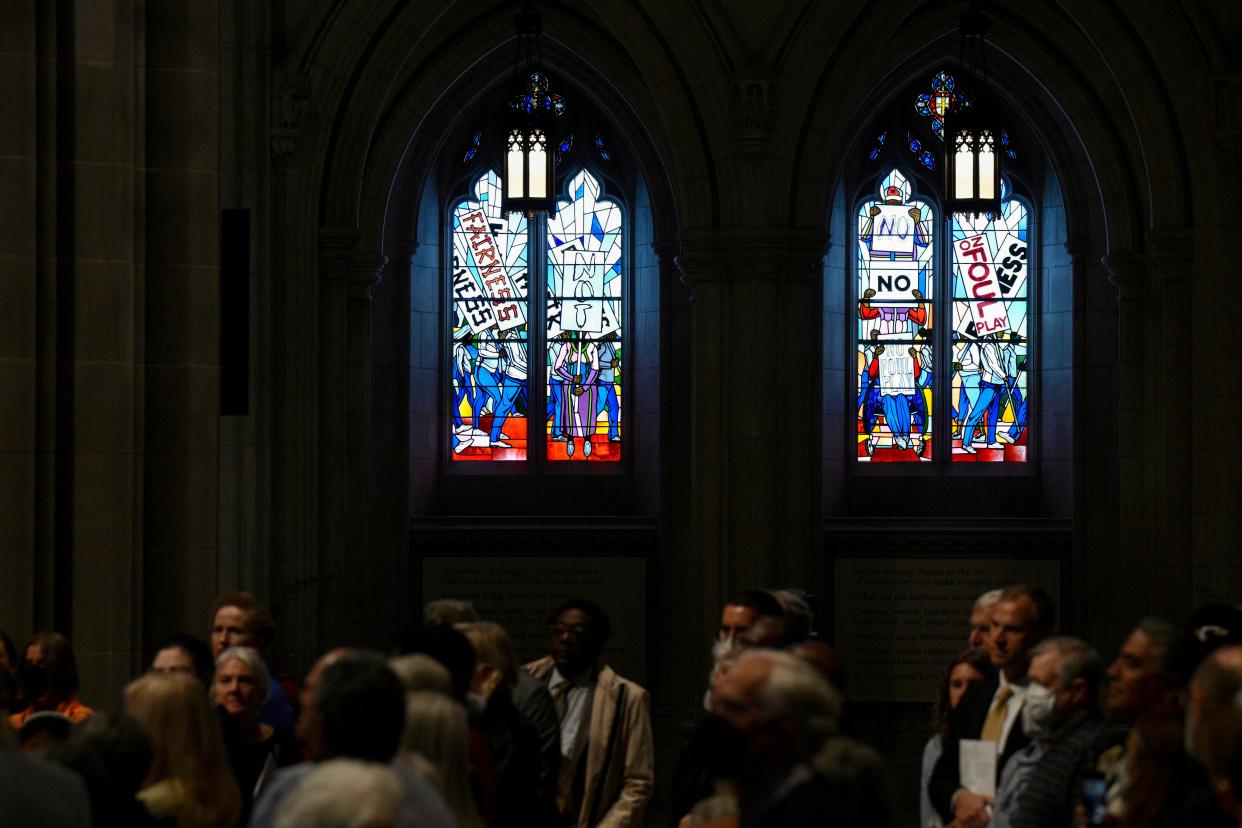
[950, 199, 1030, 462]
[450, 171, 531, 460]
[855, 170, 935, 462]
[546, 169, 623, 461]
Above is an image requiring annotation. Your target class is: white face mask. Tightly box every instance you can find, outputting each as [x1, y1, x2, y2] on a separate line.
[1021, 683, 1059, 737]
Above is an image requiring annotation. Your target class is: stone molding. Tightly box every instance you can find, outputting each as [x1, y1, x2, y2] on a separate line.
[1146, 229, 1193, 284]
[1100, 253, 1147, 302]
[318, 227, 387, 300]
[676, 228, 828, 286]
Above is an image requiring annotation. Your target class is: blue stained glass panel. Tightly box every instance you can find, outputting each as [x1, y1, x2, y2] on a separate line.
[545, 169, 623, 461]
[854, 170, 935, 463]
[950, 200, 1030, 463]
[449, 171, 530, 461]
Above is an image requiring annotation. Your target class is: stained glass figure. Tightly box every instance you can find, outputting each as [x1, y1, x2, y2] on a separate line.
[856, 170, 935, 462]
[950, 197, 1030, 463]
[450, 170, 530, 461]
[546, 169, 623, 461]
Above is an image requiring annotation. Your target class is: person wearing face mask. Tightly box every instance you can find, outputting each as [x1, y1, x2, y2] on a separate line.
[9, 631, 94, 729]
[991, 637, 1107, 828]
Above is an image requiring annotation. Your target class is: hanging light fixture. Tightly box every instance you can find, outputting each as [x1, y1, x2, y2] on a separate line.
[502, 2, 565, 217]
[945, 1, 1001, 217]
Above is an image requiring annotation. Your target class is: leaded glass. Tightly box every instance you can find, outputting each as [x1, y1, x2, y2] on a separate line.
[950, 198, 1029, 462]
[856, 170, 935, 462]
[914, 71, 962, 141]
[450, 170, 530, 460]
[546, 169, 623, 461]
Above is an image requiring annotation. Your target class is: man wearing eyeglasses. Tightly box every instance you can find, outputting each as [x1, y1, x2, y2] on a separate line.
[525, 598, 653, 828]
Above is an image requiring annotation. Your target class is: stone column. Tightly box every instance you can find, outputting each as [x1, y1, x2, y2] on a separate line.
[317, 227, 385, 646]
[1100, 253, 1150, 633]
[1146, 231, 1195, 618]
[141, 0, 223, 657]
[677, 228, 826, 655]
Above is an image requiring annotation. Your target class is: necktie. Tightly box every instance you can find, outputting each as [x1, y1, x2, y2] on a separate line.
[980, 685, 1014, 742]
[552, 680, 570, 721]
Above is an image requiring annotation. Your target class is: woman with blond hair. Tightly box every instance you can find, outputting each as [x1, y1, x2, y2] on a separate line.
[124, 671, 241, 828]
[401, 690, 484, 828]
[457, 621, 554, 827]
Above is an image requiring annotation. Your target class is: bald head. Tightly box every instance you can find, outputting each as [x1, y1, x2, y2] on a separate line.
[1186, 645, 1242, 768]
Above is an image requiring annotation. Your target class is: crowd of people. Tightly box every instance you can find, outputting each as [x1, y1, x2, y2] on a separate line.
[3, 585, 1242, 828]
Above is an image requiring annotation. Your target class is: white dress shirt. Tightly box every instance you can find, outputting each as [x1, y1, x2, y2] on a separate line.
[549, 666, 592, 758]
[990, 673, 1028, 754]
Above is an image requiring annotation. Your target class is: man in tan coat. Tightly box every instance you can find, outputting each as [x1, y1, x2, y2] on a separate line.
[525, 598, 653, 828]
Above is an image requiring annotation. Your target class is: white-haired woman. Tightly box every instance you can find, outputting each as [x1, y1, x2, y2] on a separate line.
[213, 645, 301, 821]
[401, 691, 484, 828]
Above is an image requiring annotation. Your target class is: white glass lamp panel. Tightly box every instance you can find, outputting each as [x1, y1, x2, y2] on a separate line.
[955, 140, 974, 199]
[528, 130, 548, 198]
[506, 130, 525, 198]
[977, 134, 997, 200]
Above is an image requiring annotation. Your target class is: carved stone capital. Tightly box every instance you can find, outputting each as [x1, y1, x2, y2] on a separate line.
[319, 227, 386, 300]
[730, 73, 777, 154]
[1063, 238, 1089, 267]
[1146, 229, 1193, 281]
[1100, 253, 1147, 303]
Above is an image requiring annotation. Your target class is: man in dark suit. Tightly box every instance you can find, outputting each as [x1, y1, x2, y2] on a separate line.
[930, 583, 1055, 828]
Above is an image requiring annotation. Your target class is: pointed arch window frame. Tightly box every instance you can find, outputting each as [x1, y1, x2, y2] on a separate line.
[442, 164, 634, 475]
[846, 161, 1040, 476]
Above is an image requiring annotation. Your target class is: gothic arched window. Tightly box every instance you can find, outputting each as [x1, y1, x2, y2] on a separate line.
[449, 167, 625, 464]
[853, 71, 1033, 466]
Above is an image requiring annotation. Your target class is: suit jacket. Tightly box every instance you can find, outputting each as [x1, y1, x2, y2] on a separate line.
[526, 656, 654, 828]
[929, 678, 1032, 822]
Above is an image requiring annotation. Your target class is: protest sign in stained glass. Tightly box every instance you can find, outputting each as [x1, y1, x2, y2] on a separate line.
[950, 198, 1030, 462]
[855, 170, 935, 462]
[545, 169, 623, 462]
[450, 170, 531, 461]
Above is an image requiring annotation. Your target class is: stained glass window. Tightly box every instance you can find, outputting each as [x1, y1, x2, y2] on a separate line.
[450, 171, 530, 460]
[855, 170, 935, 462]
[546, 170, 623, 461]
[914, 71, 962, 141]
[950, 197, 1029, 463]
[448, 168, 623, 463]
[852, 168, 1032, 467]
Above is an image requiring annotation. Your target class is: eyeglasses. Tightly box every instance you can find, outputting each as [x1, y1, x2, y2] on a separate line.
[548, 624, 589, 640]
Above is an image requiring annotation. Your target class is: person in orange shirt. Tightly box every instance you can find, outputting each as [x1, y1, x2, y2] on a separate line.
[8, 630, 93, 729]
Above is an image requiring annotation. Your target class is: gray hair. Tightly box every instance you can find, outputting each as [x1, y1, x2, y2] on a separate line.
[1030, 636, 1104, 700]
[214, 645, 270, 701]
[973, 589, 1003, 613]
[274, 758, 402, 828]
[424, 599, 479, 626]
[742, 649, 841, 754]
[388, 653, 453, 696]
